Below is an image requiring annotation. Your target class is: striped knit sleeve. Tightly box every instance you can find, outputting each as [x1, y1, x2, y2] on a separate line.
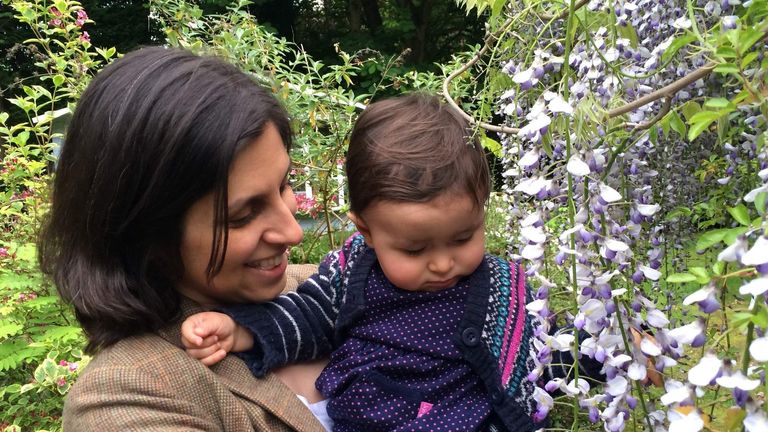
[224, 246, 349, 377]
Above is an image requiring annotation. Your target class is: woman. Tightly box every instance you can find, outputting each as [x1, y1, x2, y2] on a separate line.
[39, 47, 326, 431]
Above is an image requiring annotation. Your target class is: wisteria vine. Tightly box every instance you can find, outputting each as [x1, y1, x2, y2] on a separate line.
[452, 0, 768, 430]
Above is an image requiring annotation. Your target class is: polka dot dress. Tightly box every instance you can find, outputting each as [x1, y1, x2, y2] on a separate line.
[317, 263, 491, 432]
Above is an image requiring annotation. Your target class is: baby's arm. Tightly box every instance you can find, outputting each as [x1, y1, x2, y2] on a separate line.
[181, 311, 254, 366]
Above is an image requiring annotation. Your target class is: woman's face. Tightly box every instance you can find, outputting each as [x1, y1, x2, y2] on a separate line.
[178, 122, 304, 306]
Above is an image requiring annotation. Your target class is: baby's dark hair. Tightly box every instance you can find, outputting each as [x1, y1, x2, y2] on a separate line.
[345, 93, 491, 215]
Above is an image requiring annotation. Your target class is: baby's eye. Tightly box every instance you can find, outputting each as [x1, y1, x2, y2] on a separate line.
[403, 247, 425, 256]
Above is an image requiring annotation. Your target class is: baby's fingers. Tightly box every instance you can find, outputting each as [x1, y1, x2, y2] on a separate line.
[186, 339, 222, 362]
[200, 349, 228, 366]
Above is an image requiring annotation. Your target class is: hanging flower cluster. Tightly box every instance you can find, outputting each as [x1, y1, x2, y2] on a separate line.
[489, 0, 768, 429]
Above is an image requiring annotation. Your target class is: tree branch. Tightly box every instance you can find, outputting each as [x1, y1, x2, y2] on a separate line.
[442, 16, 520, 134]
[607, 63, 715, 118]
[630, 95, 672, 131]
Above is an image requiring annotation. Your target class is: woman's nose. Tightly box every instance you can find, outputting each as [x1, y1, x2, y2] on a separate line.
[264, 189, 304, 246]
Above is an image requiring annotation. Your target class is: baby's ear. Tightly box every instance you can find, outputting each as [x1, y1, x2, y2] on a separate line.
[347, 211, 374, 247]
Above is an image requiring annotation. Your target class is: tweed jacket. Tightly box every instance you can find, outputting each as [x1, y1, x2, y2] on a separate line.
[227, 234, 549, 432]
[63, 264, 325, 432]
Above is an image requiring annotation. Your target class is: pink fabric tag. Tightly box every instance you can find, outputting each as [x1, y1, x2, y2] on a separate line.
[417, 401, 433, 418]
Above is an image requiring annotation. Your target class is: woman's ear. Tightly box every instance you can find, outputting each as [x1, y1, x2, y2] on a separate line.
[347, 211, 374, 247]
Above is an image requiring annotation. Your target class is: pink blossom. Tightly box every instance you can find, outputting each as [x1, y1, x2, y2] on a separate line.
[80, 32, 90, 43]
[56, 377, 67, 387]
[50, 7, 62, 16]
[0, 247, 8, 258]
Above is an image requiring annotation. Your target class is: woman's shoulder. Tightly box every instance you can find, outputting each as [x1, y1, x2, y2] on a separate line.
[65, 333, 323, 431]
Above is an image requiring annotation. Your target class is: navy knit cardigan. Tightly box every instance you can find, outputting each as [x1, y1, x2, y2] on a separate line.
[226, 234, 588, 432]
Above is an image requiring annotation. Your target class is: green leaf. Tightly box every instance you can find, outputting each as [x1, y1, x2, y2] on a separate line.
[662, 33, 697, 62]
[689, 267, 711, 284]
[712, 260, 726, 276]
[716, 46, 738, 58]
[738, 27, 765, 55]
[695, 228, 727, 251]
[741, 52, 760, 69]
[669, 111, 686, 136]
[52, 74, 65, 87]
[723, 227, 750, 245]
[481, 136, 502, 158]
[681, 101, 701, 122]
[728, 204, 751, 226]
[667, 273, 698, 283]
[756, 192, 767, 216]
[0, 321, 23, 340]
[714, 63, 740, 74]
[689, 110, 723, 124]
[704, 98, 734, 109]
[688, 117, 717, 141]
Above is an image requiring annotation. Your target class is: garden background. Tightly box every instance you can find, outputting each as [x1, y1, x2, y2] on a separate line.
[1, 0, 767, 431]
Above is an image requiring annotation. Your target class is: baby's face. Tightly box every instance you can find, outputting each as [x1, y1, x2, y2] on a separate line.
[352, 193, 485, 292]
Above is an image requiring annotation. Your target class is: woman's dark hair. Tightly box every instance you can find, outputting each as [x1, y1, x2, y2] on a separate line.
[38, 47, 292, 353]
[346, 93, 490, 215]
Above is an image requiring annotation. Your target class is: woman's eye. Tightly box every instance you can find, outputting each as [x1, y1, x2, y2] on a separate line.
[228, 207, 259, 228]
[228, 214, 252, 228]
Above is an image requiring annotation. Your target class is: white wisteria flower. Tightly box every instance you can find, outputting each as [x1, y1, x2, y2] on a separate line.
[605, 238, 630, 252]
[744, 184, 768, 202]
[668, 407, 704, 432]
[716, 371, 760, 390]
[514, 176, 547, 195]
[521, 243, 545, 260]
[640, 338, 662, 356]
[599, 183, 622, 203]
[739, 277, 768, 297]
[749, 336, 768, 361]
[605, 375, 628, 396]
[646, 309, 669, 328]
[636, 203, 661, 216]
[668, 319, 705, 346]
[687, 353, 721, 386]
[660, 380, 690, 405]
[547, 94, 574, 115]
[741, 236, 768, 266]
[639, 265, 662, 281]
[744, 409, 768, 432]
[566, 155, 591, 176]
[718, 236, 747, 262]
[521, 225, 547, 243]
[628, 361, 647, 381]
[683, 286, 716, 305]
[518, 149, 540, 168]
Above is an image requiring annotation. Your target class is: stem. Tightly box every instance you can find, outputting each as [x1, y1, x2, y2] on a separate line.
[612, 299, 654, 432]
[561, 0, 582, 428]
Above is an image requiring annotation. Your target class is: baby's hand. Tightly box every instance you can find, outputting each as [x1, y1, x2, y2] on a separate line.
[181, 311, 238, 366]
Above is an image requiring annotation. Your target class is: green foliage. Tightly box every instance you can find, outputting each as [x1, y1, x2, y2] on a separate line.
[0, 0, 105, 429]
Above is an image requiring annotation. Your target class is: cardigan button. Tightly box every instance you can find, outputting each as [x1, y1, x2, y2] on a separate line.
[461, 327, 480, 347]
